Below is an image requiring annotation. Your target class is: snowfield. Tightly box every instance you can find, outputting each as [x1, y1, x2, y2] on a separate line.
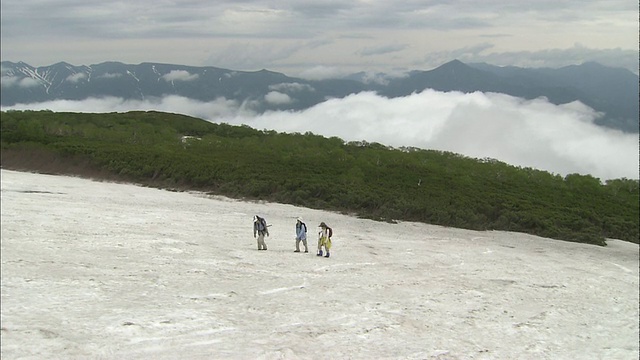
[1, 169, 638, 359]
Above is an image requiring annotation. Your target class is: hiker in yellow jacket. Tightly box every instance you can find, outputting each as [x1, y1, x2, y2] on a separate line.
[317, 222, 332, 258]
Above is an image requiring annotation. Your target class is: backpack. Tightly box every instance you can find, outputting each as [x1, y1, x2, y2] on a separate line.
[302, 222, 307, 233]
[256, 216, 267, 231]
[327, 227, 333, 238]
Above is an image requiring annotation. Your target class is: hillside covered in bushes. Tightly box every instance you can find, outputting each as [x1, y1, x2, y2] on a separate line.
[1, 110, 638, 246]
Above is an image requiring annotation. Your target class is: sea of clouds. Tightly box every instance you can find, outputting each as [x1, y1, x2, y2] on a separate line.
[3, 90, 638, 181]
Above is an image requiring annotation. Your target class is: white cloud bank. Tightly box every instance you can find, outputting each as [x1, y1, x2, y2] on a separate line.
[229, 91, 639, 181]
[3, 90, 638, 180]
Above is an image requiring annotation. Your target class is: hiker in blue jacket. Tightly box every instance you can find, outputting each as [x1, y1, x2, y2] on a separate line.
[253, 215, 269, 250]
[294, 217, 308, 253]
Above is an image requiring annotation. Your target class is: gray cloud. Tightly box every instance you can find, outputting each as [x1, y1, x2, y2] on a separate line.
[3, 1, 635, 73]
[204, 42, 305, 71]
[5, 1, 624, 41]
[359, 44, 408, 57]
[3, 90, 636, 180]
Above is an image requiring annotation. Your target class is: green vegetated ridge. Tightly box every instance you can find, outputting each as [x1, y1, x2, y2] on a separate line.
[1, 110, 638, 246]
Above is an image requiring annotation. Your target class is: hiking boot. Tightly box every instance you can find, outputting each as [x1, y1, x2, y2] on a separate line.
[304, 250, 309, 253]
[294, 250, 300, 252]
[324, 253, 330, 258]
[317, 250, 323, 256]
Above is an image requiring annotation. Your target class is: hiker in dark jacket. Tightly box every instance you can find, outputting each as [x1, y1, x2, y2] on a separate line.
[294, 217, 308, 253]
[253, 215, 269, 250]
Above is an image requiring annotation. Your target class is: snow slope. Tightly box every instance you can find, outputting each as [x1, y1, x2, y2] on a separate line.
[1, 170, 638, 359]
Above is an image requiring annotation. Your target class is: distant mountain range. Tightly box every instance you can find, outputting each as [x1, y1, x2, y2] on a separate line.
[1, 60, 638, 133]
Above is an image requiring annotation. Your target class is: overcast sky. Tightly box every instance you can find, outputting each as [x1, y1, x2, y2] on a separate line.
[1, 0, 638, 77]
